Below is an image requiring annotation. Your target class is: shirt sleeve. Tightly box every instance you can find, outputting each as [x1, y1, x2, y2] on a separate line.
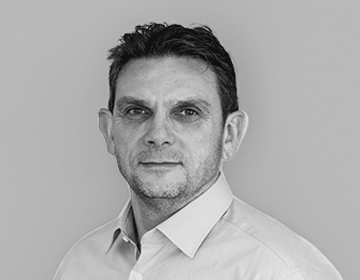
[283, 271, 307, 280]
[283, 270, 344, 280]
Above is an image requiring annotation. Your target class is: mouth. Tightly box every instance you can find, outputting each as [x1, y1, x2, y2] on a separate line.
[140, 161, 181, 168]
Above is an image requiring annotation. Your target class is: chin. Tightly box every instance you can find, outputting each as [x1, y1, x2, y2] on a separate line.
[134, 183, 185, 199]
[130, 173, 189, 199]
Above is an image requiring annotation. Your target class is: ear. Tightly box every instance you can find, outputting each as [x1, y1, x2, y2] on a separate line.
[98, 108, 116, 156]
[222, 110, 249, 161]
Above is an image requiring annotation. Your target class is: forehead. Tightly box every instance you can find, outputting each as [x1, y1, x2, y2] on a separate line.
[115, 56, 220, 106]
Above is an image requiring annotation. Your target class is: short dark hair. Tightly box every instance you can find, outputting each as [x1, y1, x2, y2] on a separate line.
[107, 22, 239, 124]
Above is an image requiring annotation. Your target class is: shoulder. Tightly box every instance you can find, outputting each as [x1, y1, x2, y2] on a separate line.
[68, 217, 119, 254]
[217, 197, 343, 279]
[53, 218, 119, 279]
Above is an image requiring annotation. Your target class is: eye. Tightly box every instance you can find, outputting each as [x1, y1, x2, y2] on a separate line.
[178, 108, 199, 116]
[173, 107, 201, 122]
[127, 108, 147, 115]
[123, 107, 150, 120]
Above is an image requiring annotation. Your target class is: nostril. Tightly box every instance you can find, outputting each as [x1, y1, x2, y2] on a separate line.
[144, 127, 174, 146]
[146, 139, 171, 147]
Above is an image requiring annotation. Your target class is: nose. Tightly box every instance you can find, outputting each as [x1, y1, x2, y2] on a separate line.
[144, 115, 175, 147]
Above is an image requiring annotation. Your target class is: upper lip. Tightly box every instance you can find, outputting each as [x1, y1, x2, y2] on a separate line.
[140, 161, 181, 165]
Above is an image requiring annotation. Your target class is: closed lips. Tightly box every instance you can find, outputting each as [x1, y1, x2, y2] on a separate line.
[141, 162, 181, 165]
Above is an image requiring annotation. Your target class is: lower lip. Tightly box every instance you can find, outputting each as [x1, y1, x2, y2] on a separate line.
[140, 163, 180, 168]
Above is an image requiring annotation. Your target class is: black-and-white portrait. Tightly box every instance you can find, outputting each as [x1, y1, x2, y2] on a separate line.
[0, 1, 358, 279]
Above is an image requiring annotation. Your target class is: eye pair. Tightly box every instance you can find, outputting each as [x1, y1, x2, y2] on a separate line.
[126, 107, 199, 117]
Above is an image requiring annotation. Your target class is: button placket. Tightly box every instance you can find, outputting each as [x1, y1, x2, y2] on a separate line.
[134, 272, 144, 280]
[128, 229, 166, 280]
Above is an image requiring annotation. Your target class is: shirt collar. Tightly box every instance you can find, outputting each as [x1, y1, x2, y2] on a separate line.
[115, 172, 233, 258]
[156, 173, 233, 258]
[117, 199, 137, 243]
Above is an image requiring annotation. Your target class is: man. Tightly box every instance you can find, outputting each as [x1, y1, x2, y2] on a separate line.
[53, 23, 342, 279]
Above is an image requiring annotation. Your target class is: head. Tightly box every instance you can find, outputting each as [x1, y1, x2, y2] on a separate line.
[99, 23, 248, 205]
[107, 23, 239, 125]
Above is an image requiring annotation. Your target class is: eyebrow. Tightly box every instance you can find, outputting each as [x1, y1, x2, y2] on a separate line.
[115, 96, 212, 111]
[115, 96, 150, 110]
[172, 98, 212, 111]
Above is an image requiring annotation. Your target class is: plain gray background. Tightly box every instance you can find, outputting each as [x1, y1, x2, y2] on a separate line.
[0, 1, 359, 279]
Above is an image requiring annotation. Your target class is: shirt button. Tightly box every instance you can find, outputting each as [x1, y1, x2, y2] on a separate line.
[134, 272, 143, 280]
[122, 236, 129, 242]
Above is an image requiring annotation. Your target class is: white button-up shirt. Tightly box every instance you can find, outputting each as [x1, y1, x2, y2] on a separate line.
[53, 174, 343, 279]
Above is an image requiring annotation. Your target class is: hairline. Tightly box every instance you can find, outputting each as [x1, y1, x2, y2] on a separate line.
[111, 54, 227, 125]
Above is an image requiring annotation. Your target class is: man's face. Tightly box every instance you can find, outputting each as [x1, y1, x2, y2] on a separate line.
[107, 57, 225, 201]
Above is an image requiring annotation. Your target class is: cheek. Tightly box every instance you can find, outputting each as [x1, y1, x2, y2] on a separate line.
[112, 125, 141, 156]
[187, 126, 223, 158]
[181, 132, 215, 160]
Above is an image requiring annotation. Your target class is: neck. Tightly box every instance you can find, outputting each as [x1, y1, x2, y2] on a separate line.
[130, 195, 181, 242]
[130, 173, 219, 243]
